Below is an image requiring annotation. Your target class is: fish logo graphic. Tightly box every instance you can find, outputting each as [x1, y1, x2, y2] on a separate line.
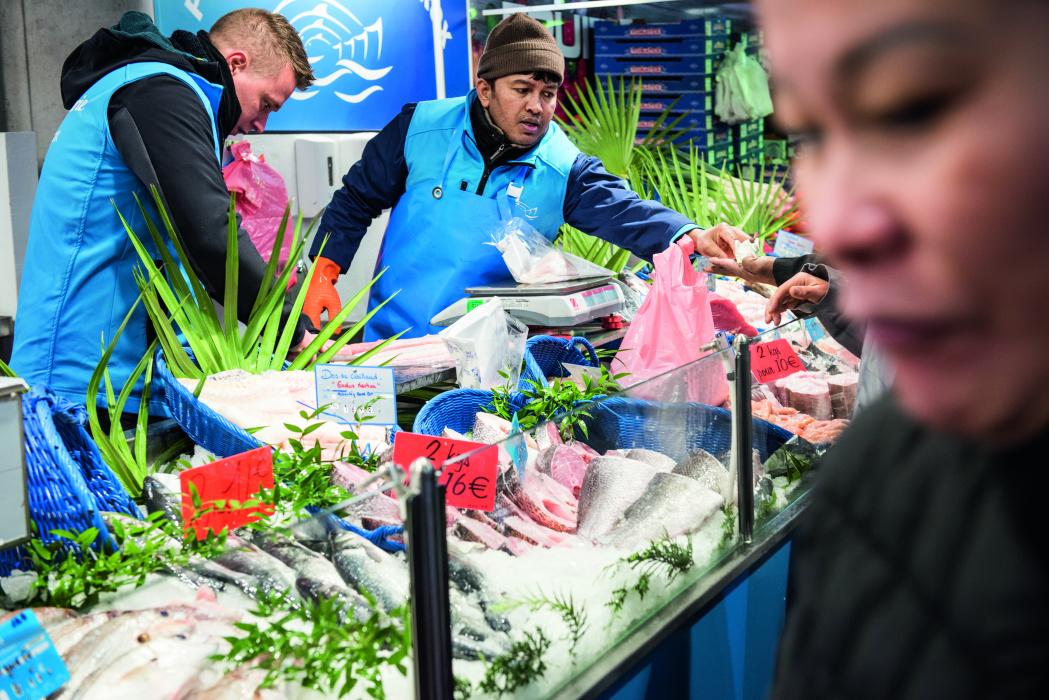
[274, 0, 453, 104]
[275, 0, 392, 105]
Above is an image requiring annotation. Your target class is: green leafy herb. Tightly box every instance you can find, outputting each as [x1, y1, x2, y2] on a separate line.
[214, 591, 410, 698]
[485, 366, 626, 441]
[719, 504, 737, 550]
[506, 591, 589, 658]
[606, 534, 695, 614]
[476, 629, 551, 697]
[25, 512, 226, 609]
[0, 357, 16, 378]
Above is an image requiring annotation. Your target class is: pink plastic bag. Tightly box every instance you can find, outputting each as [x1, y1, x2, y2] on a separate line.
[223, 141, 292, 267]
[613, 239, 728, 405]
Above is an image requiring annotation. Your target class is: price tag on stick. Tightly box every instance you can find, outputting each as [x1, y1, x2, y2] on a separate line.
[0, 609, 70, 699]
[393, 432, 498, 511]
[749, 339, 804, 383]
[179, 446, 275, 540]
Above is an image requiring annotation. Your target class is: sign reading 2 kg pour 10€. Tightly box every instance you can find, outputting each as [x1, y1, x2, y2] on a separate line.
[314, 365, 396, 425]
[749, 339, 804, 383]
[154, 0, 470, 132]
[393, 432, 498, 512]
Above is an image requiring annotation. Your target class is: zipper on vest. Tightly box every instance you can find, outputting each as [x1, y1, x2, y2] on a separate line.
[475, 143, 508, 196]
[475, 155, 538, 196]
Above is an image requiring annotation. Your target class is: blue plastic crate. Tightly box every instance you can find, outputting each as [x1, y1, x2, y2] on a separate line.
[637, 112, 714, 132]
[736, 134, 764, 158]
[0, 389, 140, 575]
[594, 56, 721, 78]
[595, 35, 730, 58]
[634, 76, 718, 95]
[638, 94, 715, 116]
[594, 17, 732, 38]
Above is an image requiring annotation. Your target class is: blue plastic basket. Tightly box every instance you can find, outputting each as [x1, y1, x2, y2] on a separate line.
[413, 388, 528, 436]
[0, 389, 140, 575]
[154, 349, 262, 459]
[520, 335, 600, 387]
[580, 397, 794, 464]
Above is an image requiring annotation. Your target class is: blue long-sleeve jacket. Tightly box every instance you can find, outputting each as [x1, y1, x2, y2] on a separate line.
[313, 101, 696, 271]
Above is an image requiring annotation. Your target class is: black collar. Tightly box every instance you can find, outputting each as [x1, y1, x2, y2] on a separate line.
[469, 95, 530, 168]
[170, 30, 242, 141]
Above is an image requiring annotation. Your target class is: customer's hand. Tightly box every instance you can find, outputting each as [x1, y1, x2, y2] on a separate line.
[765, 272, 829, 325]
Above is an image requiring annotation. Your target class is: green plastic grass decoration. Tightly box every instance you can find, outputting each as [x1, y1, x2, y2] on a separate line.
[114, 186, 403, 380]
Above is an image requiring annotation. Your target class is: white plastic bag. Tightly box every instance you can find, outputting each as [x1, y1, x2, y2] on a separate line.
[492, 218, 613, 285]
[439, 298, 528, 389]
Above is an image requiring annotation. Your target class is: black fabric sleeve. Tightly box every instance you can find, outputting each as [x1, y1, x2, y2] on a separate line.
[769, 254, 865, 356]
[771, 253, 822, 285]
[109, 75, 305, 343]
[311, 103, 415, 271]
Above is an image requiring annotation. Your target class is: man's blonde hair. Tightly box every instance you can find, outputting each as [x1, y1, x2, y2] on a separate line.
[210, 8, 314, 89]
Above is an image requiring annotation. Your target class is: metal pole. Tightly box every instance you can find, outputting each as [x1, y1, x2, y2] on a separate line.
[406, 459, 453, 700]
[733, 335, 755, 544]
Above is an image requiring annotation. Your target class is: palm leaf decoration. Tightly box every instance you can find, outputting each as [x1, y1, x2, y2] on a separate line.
[717, 163, 799, 244]
[554, 76, 685, 272]
[114, 186, 403, 380]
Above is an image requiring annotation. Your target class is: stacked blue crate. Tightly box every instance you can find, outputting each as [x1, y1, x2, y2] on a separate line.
[593, 17, 733, 165]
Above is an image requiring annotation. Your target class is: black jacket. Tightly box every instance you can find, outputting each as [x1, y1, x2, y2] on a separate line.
[60, 11, 305, 340]
[773, 395, 1049, 699]
[772, 254, 864, 357]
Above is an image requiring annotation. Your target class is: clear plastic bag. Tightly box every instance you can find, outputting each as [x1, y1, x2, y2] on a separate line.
[491, 218, 613, 285]
[223, 140, 293, 267]
[439, 298, 528, 390]
[613, 241, 728, 405]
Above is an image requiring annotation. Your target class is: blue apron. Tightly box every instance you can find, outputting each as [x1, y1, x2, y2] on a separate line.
[362, 95, 579, 342]
[11, 62, 222, 413]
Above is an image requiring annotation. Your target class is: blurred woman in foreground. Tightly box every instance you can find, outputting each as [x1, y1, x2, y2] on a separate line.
[757, 0, 1049, 697]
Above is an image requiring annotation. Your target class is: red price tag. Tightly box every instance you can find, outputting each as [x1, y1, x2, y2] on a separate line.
[393, 432, 498, 512]
[179, 446, 275, 540]
[750, 339, 804, 383]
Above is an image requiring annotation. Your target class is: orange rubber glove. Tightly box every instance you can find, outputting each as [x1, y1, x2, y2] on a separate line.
[303, 256, 343, 332]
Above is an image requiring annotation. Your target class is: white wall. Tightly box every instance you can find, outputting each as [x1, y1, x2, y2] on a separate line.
[0, 133, 37, 318]
[238, 133, 388, 324]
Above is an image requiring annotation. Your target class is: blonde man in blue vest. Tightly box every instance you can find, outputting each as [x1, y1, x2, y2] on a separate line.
[304, 12, 744, 341]
[12, 9, 314, 414]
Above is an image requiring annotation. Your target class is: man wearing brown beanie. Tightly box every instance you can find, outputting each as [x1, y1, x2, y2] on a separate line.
[306, 13, 741, 341]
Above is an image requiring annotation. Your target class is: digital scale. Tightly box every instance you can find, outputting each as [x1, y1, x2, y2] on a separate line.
[430, 276, 625, 328]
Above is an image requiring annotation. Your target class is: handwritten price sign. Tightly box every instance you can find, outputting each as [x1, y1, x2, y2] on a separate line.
[750, 339, 804, 383]
[392, 432, 497, 511]
[315, 364, 396, 425]
[179, 446, 275, 540]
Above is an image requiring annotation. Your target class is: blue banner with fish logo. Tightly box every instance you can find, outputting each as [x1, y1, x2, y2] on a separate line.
[154, 0, 472, 132]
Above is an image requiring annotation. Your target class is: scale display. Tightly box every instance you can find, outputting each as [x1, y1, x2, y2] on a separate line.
[432, 278, 625, 328]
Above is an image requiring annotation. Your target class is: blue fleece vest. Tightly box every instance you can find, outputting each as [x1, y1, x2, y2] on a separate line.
[364, 92, 581, 340]
[11, 62, 222, 412]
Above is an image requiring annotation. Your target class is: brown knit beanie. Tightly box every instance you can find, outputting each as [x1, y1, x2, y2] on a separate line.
[476, 13, 564, 83]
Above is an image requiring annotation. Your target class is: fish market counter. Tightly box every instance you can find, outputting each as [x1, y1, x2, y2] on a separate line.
[563, 489, 808, 700]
